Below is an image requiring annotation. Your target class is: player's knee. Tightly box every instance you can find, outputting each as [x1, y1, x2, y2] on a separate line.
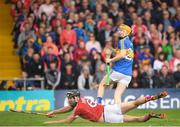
[100, 79, 106, 86]
[116, 84, 126, 93]
[99, 80, 104, 86]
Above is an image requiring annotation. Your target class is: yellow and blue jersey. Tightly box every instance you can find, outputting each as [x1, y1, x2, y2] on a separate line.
[112, 36, 134, 76]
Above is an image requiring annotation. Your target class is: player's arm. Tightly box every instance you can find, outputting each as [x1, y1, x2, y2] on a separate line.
[106, 49, 126, 63]
[46, 106, 73, 117]
[44, 112, 78, 124]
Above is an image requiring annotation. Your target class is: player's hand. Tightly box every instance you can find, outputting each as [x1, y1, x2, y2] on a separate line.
[46, 111, 56, 118]
[105, 58, 112, 64]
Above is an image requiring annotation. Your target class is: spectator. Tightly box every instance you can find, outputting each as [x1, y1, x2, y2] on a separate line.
[133, 25, 148, 49]
[31, 53, 44, 75]
[140, 64, 154, 88]
[74, 40, 88, 63]
[43, 46, 61, 72]
[31, 53, 44, 88]
[108, 2, 119, 24]
[89, 49, 103, 75]
[68, 44, 76, 60]
[38, 0, 54, 21]
[93, 3, 103, 22]
[0, 80, 7, 90]
[97, 20, 113, 48]
[153, 65, 175, 88]
[17, 22, 37, 49]
[84, 14, 95, 33]
[42, 35, 59, 55]
[172, 7, 180, 32]
[74, 21, 86, 42]
[169, 0, 179, 18]
[60, 19, 77, 46]
[138, 45, 154, 68]
[174, 63, 180, 88]
[149, 24, 162, 54]
[30, 2, 39, 19]
[78, 53, 93, 77]
[22, 48, 34, 78]
[137, 0, 147, 16]
[143, 11, 155, 29]
[19, 16, 34, 33]
[61, 63, 77, 89]
[38, 12, 49, 27]
[20, 37, 41, 57]
[61, 52, 78, 77]
[162, 33, 173, 61]
[77, 66, 94, 90]
[51, 12, 66, 30]
[129, 69, 141, 88]
[132, 17, 148, 37]
[169, 49, 180, 72]
[86, 33, 102, 53]
[93, 63, 106, 89]
[162, 10, 172, 32]
[173, 32, 180, 50]
[97, 12, 108, 30]
[42, 25, 59, 44]
[153, 52, 166, 74]
[78, 0, 91, 13]
[21, 48, 37, 90]
[45, 61, 61, 90]
[36, 25, 46, 45]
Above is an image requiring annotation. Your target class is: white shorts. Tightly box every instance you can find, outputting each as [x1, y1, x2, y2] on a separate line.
[104, 104, 123, 123]
[110, 70, 131, 87]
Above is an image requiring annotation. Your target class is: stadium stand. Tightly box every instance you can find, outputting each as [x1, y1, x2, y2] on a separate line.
[0, 0, 180, 90]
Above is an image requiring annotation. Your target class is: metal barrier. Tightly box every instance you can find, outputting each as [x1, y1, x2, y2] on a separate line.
[0, 78, 45, 90]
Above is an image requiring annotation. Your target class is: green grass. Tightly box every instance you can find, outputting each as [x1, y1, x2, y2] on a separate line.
[0, 109, 179, 126]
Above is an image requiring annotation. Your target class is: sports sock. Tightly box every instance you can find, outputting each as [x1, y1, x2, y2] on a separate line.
[145, 96, 153, 102]
[97, 97, 102, 104]
[145, 91, 168, 102]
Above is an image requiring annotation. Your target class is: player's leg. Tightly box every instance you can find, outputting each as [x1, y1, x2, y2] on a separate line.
[114, 74, 131, 105]
[97, 75, 113, 104]
[123, 114, 151, 122]
[121, 96, 147, 114]
[114, 83, 126, 104]
[123, 112, 166, 122]
[121, 91, 168, 114]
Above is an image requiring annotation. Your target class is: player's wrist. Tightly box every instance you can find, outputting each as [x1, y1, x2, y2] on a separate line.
[111, 58, 117, 63]
[53, 110, 58, 114]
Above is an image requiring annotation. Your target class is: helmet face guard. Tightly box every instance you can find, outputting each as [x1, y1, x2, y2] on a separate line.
[66, 90, 80, 99]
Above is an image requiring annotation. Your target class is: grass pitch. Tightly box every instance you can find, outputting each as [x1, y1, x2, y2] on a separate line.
[0, 109, 179, 126]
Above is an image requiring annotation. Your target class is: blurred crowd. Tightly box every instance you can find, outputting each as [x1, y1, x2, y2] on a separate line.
[1, 0, 179, 90]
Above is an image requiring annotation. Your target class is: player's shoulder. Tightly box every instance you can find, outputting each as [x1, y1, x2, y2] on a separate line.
[124, 36, 132, 43]
[119, 37, 131, 44]
[74, 98, 83, 111]
[123, 37, 133, 47]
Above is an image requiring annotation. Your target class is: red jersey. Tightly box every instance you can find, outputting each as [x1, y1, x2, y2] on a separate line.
[74, 98, 104, 122]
